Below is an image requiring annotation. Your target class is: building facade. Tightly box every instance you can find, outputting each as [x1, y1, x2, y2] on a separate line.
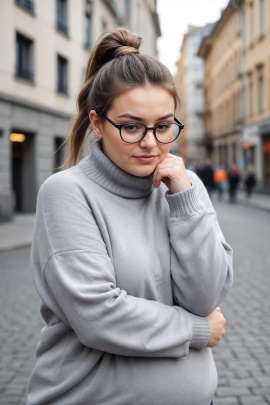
[198, 4, 242, 171]
[176, 25, 210, 162]
[242, 0, 270, 191]
[0, 0, 160, 221]
[198, 0, 270, 191]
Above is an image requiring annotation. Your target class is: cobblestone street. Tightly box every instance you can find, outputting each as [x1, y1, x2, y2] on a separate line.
[212, 201, 270, 405]
[0, 200, 270, 404]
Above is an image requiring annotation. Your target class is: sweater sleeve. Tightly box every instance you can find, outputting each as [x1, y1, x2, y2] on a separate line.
[165, 171, 233, 317]
[31, 173, 210, 358]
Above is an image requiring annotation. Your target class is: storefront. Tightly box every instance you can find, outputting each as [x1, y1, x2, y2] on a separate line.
[241, 124, 261, 187]
[260, 121, 270, 192]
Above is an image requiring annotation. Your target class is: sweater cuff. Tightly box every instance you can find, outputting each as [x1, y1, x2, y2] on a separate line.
[189, 313, 210, 350]
[165, 185, 201, 218]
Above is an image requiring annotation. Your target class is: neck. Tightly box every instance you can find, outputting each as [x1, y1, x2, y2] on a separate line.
[78, 140, 154, 199]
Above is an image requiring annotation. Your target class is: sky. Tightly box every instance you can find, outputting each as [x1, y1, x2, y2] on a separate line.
[157, 0, 230, 75]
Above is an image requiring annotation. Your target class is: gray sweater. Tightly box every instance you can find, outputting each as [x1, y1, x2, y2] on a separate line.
[27, 141, 233, 405]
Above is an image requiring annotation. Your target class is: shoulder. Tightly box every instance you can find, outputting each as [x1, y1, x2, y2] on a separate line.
[39, 158, 91, 198]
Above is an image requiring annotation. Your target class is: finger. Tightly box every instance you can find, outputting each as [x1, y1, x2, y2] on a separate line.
[152, 166, 160, 188]
[154, 168, 173, 184]
[216, 307, 221, 312]
[155, 161, 179, 171]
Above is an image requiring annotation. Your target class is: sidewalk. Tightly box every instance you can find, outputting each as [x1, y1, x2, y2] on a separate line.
[237, 190, 270, 212]
[0, 214, 35, 253]
[216, 190, 270, 213]
[0, 191, 270, 253]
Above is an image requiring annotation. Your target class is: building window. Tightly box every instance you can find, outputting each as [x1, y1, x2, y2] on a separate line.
[16, 33, 34, 82]
[84, 1, 92, 48]
[16, 0, 34, 13]
[250, 2, 254, 46]
[258, 74, 264, 112]
[57, 55, 68, 95]
[232, 142, 237, 164]
[54, 137, 65, 171]
[259, 0, 264, 36]
[57, 0, 68, 35]
[249, 80, 253, 116]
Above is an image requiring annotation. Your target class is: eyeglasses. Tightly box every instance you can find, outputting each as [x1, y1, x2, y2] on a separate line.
[102, 115, 184, 144]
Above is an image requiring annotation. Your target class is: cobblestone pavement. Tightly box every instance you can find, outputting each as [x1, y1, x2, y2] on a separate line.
[0, 248, 44, 405]
[0, 201, 270, 405]
[212, 201, 270, 405]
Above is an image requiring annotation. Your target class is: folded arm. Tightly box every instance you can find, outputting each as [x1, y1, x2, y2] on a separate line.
[166, 171, 233, 317]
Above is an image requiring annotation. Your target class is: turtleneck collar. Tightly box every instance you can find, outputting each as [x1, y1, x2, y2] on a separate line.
[78, 141, 154, 198]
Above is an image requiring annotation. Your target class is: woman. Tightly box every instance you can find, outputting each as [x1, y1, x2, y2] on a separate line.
[27, 28, 233, 405]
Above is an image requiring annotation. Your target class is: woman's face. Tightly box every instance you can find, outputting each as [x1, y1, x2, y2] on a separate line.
[90, 85, 175, 177]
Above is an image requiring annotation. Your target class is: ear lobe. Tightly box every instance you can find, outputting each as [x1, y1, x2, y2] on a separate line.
[89, 110, 103, 139]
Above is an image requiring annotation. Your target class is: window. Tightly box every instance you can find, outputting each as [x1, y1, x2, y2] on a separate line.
[54, 137, 65, 171]
[249, 80, 253, 116]
[259, 0, 264, 36]
[232, 142, 237, 164]
[16, 33, 34, 82]
[57, 55, 68, 95]
[16, 0, 34, 13]
[258, 74, 264, 112]
[250, 2, 254, 45]
[57, 0, 68, 35]
[85, 1, 92, 48]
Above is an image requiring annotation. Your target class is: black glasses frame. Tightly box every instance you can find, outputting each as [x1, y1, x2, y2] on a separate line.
[102, 115, 184, 144]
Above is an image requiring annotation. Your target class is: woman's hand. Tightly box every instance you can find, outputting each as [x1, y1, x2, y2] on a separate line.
[152, 154, 191, 194]
[206, 307, 226, 347]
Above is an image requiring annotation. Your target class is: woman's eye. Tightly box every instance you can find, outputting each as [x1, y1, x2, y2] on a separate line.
[124, 124, 141, 132]
[157, 123, 171, 131]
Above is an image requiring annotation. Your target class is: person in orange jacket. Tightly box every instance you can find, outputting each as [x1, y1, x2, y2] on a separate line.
[214, 166, 227, 201]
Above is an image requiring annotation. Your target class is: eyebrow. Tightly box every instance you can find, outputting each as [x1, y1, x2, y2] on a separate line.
[117, 113, 175, 121]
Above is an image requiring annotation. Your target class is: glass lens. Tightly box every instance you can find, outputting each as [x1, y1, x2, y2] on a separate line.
[155, 123, 180, 143]
[121, 123, 145, 143]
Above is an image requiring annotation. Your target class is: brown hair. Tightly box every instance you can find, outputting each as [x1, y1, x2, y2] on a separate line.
[62, 27, 180, 167]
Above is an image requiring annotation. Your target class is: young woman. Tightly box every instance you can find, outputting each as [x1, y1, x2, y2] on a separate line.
[27, 28, 233, 405]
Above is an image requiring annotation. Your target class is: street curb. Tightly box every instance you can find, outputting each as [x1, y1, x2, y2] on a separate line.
[237, 199, 270, 213]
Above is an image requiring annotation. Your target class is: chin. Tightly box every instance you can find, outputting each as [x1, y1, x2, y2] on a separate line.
[131, 166, 155, 177]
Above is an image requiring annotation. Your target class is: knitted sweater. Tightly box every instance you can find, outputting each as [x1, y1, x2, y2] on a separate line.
[27, 141, 233, 405]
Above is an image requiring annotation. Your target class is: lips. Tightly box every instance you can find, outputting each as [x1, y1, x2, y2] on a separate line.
[136, 155, 156, 158]
[134, 155, 157, 163]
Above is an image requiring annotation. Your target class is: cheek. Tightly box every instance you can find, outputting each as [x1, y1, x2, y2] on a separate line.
[159, 145, 171, 159]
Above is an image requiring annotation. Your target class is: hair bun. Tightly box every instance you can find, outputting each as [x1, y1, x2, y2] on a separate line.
[113, 46, 139, 58]
[86, 27, 142, 78]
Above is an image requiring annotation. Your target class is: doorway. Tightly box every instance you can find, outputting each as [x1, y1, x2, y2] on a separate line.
[11, 131, 36, 212]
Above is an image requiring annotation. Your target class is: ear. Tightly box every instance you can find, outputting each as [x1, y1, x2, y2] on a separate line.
[89, 110, 103, 139]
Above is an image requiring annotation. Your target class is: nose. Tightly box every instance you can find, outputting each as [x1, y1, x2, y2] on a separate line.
[139, 129, 157, 148]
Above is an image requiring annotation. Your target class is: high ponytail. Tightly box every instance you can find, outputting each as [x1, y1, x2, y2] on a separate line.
[62, 27, 179, 168]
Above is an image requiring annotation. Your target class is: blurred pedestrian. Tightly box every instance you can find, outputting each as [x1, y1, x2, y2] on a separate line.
[214, 166, 227, 201]
[228, 163, 240, 203]
[244, 163, 256, 198]
[186, 159, 201, 176]
[200, 158, 215, 197]
[27, 27, 232, 405]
